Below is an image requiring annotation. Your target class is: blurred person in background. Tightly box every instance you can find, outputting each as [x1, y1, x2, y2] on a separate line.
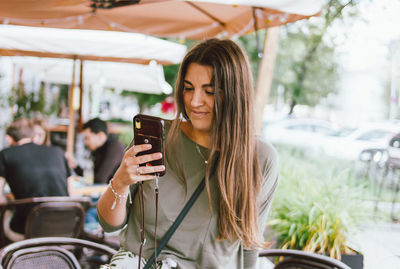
[66, 118, 125, 184]
[0, 118, 71, 241]
[31, 117, 49, 145]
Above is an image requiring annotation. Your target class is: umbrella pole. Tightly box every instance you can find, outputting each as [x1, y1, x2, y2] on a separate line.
[78, 60, 84, 132]
[255, 26, 280, 134]
[66, 58, 77, 155]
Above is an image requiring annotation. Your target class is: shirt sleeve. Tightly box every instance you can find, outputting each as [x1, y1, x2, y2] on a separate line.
[257, 144, 279, 233]
[243, 249, 259, 269]
[243, 142, 279, 268]
[56, 147, 72, 179]
[0, 152, 5, 179]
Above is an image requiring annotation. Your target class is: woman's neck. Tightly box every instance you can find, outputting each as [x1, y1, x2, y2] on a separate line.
[180, 121, 211, 148]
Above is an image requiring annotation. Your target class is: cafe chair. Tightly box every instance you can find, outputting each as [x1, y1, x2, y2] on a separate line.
[258, 249, 351, 269]
[0, 197, 92, 247]
[25, 202, 85, 239]
[0, 237, 117, 269]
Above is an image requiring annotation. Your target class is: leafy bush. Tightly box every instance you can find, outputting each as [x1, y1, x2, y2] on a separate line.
[267, 146, 368, 259]
[117, 128, 133, 147]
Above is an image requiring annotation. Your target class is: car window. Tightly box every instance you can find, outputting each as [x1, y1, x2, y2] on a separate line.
[336, 127, 356, 137]
[286, 124, 313, 132]
[356, 130, 392, 141]
[313, 125, 338, 136]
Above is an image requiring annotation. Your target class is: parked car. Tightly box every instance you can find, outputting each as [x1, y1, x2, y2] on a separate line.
[322, 123, 400, 161]
[262, 118, 341, 153]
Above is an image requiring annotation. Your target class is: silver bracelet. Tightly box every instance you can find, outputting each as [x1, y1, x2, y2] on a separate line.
[109, 179, 132, 210]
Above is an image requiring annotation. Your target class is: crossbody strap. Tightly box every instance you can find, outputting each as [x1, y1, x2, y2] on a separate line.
[143, 176, 206, 269]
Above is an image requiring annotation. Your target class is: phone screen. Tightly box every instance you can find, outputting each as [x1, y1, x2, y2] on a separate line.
[133, 114, 166, 176]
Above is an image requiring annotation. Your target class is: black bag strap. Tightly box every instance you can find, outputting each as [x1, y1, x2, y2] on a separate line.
[143, 176, 206, 268]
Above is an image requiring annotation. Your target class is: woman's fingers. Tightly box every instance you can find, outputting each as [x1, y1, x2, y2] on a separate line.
[135, 152, 163, 165]
[137, 164, 165, 176]
[115, 143, 165, 185]
[125, 143, 152, 157]
[125, 144, 162, 164]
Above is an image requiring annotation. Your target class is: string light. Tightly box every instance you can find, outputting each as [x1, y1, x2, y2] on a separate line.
[0, 14, 92, 27]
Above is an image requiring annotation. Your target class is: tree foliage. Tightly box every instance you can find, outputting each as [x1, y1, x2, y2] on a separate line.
[8, 82, 55, 119]
[120, 90, 167, 113]
[271, 0, 359, 114]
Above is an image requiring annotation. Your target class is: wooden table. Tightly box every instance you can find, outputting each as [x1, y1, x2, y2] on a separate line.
[70, 184, 108, 197]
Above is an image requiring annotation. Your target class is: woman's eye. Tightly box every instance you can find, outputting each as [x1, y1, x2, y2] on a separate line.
[204, 86, 215, 95]
[183, 87, 194, 91]
[205, 91, 215, 95]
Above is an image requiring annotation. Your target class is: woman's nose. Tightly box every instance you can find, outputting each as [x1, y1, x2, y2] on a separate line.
[190, 89, 204, 107]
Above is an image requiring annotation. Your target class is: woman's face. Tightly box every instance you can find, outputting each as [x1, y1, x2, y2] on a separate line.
[183, 63, 215, 133]
[32, 125, 46, 145]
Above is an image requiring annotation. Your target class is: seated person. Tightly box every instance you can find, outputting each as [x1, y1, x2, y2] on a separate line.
[66, 118, 125, 184]
[0, 118, 71, 241]
[31, 117, 49, 145]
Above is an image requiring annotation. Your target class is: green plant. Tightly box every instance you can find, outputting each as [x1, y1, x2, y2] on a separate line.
[120, 91, 167, 114]
[117, 128, 133, 147]
[8, 81, 56, 119]
[267, 145, 368, 259]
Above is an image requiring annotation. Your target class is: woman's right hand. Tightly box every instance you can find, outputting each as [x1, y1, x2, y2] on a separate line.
[111, 143, 165, 188]
[98, 143, 165, 226]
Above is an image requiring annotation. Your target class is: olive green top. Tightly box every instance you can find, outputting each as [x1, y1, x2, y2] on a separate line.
[98, 121, 279, 269]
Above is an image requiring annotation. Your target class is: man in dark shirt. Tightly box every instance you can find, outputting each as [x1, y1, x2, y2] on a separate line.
[67, 118, 124, 184]
[0, 118, 70, 237]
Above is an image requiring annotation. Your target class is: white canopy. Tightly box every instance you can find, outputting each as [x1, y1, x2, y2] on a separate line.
[0, 25, 187, 65]
[7, 56, 172, 94]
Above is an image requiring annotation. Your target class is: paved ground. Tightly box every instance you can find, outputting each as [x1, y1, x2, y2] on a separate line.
[350, 200, 400, 269]
[353, 221, 400, 269]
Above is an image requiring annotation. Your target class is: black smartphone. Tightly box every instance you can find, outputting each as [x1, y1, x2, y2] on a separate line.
[133, 114, 166, 177]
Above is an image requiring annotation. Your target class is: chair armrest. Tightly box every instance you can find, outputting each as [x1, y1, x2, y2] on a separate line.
[259, 249, 351, 269]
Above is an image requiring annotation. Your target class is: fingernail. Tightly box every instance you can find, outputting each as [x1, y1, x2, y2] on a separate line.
[146, 144, 152, 148]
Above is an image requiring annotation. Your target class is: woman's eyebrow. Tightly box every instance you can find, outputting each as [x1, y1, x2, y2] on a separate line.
[184, 80, 213, 88]
[202, 83, 213, 88]
[183, 80, 193, 86]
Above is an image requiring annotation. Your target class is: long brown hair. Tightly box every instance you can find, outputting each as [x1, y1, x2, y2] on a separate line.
[167, 39, 265, 249]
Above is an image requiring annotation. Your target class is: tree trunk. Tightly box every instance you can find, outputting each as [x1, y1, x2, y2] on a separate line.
[289, 99, 296, 115]
[254, 26, 280, 135]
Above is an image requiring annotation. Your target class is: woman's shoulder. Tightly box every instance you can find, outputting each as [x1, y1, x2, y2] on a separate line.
[257, 138, 278, 166]
[256, 138, 279, 182]
[163, 119, 173, 133]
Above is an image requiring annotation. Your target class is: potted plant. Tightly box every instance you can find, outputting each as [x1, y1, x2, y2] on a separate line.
[266, 146, 367, 269]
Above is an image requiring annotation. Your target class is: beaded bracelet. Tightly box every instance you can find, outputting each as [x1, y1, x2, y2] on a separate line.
[109, 179, 132, 210]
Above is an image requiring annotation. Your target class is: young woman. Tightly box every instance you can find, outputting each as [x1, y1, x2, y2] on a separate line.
[97, 39, 279, 269]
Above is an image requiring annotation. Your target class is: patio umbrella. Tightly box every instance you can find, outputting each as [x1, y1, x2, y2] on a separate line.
[0, 24, 186, 65]
[0, 0, 323, 39]
[0, 24, 186, 153]
[6, 56, 173, 95]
